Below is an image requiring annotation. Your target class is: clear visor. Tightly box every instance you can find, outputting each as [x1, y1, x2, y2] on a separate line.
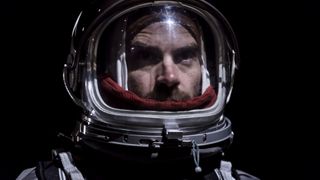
[94, 5, 225, 112]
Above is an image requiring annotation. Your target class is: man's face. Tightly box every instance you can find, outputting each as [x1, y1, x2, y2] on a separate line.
[127, 21, 202, 101]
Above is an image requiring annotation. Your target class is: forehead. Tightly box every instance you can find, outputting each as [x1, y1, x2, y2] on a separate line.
[132, 22, 198, 47]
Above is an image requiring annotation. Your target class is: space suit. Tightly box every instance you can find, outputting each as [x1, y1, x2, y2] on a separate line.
[17, 0, 259, 179]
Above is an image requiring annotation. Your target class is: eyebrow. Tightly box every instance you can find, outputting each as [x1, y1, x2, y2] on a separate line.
[172, 43, 199, 56]
[130, 41, 199, 55]
[130, 41, 162, 55]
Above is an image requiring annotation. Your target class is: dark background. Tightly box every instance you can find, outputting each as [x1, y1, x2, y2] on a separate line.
[2, 0, 319, 179]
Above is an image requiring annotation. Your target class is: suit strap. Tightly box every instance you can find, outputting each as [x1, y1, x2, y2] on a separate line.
[58, 152, 85, 180]
[214, 160, 235, 180]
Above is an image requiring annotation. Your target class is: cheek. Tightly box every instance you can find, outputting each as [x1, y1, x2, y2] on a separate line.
[181, 68, 201, 93]
[190, 71, 201, 88]
[128, 70, 154, 96]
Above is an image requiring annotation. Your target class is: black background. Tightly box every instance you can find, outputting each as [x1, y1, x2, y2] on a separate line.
[2, 0, 319, 179]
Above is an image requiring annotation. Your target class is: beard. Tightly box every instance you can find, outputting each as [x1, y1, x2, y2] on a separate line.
[145, 83, 201, 101]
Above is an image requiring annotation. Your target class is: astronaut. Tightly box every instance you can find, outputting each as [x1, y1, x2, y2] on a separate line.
[17, 0, 259, 179]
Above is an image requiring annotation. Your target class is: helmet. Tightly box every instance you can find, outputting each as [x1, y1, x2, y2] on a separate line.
[63, 0, 239, 170]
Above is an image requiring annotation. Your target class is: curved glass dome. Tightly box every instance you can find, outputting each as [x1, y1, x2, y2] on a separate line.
[64, 0, 238, 148]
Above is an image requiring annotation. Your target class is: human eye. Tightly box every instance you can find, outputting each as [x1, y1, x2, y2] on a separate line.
[138, 49, 157, 62]
[174, 47, 199, 66]
[129, 45, 162, 67]
[136, 49, 161, 65]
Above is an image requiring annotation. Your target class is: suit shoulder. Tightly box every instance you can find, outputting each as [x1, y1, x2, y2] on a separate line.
[16, 167, 37, 180]
[235, 169, 260, 180]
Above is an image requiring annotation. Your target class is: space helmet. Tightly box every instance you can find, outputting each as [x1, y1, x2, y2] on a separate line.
[63, 0, 239, 171]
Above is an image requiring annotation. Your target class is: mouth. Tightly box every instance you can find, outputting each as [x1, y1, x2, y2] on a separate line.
[146, 87, 191, 101]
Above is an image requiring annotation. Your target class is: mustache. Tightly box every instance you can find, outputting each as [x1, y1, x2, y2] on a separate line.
[146, 83, 192, 101]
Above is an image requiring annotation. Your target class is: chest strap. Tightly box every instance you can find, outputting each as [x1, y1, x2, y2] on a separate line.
[57, 152, 85, 180]
[214, 160, 235, 180]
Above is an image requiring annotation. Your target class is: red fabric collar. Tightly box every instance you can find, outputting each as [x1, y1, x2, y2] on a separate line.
[100, 77, 217, 111]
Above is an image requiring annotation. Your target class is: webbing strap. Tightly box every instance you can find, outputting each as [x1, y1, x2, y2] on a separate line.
[214, 160, 235, 180]
[58, 152, 85, 180]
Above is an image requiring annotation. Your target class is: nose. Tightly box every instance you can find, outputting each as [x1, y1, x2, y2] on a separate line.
[156, 54, 179, 87]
